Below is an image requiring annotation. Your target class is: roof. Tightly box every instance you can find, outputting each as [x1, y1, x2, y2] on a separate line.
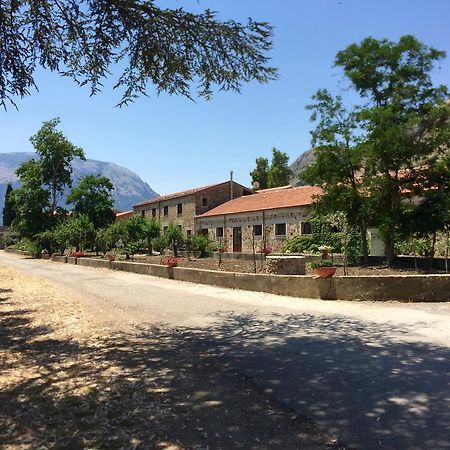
[115, 210, 134, 220]
[196, 185, 323, 218]
[133, 181, 250, 208]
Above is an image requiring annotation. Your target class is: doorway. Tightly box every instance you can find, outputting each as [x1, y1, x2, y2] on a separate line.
[233, 227, 242, 253]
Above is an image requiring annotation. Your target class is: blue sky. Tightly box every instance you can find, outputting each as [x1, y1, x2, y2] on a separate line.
[1, 0, 449, 195]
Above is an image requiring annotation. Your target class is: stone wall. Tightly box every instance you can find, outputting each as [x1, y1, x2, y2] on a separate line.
[133, 181, 251, 237]
[43, 254, 450, 301]
[196, 206, 312, 253]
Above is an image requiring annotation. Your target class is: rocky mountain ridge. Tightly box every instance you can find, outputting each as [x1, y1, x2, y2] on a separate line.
[289, 148, 317, 186]
[0, 152, 158, 221]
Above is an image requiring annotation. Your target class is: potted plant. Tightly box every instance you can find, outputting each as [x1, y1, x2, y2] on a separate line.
[310, 258, 337, 278]
[311, 245, 337, 277]
[161, 255, 178, 267]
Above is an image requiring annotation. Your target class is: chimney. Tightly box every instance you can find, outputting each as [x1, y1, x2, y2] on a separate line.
[230, 171, 234, 200]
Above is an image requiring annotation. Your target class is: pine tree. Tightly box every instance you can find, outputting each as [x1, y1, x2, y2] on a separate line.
[2, 183, 15, 226]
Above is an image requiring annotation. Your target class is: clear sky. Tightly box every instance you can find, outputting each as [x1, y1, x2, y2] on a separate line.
[1, 0, 449, 195]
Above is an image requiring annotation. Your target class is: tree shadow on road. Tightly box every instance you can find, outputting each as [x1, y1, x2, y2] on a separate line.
[192, 311, 450, 450]
[1, 293, 448, 450]
[0, 304, 342, 449]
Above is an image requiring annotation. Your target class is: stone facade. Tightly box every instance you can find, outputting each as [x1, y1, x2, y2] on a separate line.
[133, 181, 252, 236]
[196, 206, 312, 253]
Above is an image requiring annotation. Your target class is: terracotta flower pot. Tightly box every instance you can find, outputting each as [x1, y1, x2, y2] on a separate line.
[315, 266, 337, 278]
[161, 256, 178, 267]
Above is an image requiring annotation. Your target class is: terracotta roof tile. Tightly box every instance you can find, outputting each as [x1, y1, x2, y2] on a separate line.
[115, 210, 134, 220]
[133, 181, 248, 207]
[196, 185, 323, 218]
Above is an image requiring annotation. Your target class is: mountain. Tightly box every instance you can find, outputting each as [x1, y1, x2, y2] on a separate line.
[289, 148, 317, 186]
[0, 152, 158, 221]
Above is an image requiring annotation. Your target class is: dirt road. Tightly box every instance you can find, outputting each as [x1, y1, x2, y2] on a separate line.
[1, 251, 449, 449]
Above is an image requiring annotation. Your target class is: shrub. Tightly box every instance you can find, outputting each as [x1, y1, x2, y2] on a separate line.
[12, 238, 40, 253]
[191, 234, 213, 258]
[164, 222, 184, 257]
[310, 259, 334, 269]
[152, 235, 168, 254]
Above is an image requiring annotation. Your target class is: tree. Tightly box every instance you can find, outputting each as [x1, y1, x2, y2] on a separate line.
[335, 35, 450, 263]
[64, 215, 96, 252]
[0, 1, 277, 109]
[302, 89, 371, 262]
[2, 183, 15, 226]
[268, 147, 292, 188]
[12, 160, 51, 238]
[67, 175, 115, 229]
[142, 218, 161, 255]
[250, 157, 269, 190]
[164, 222, 184, 257]
[30, 118, 85, 213]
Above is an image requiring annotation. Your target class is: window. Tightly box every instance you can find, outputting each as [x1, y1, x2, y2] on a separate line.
[301, 221, 312, 235]
[178, 225, 182, 231]
[202, 197, 208, 207]
[253, 224, 262, 236]
[163, 226, 168, 233]
[201, 228, 209, 236]
[152, 208, 157, 218]
[163, 205, 169, 217]
[177, 203, 183, 215]
[140, 210, 145, 218]
[275, 223, 286, 236]
[187, 229, 192, 237]
[216, 227, 224, 237]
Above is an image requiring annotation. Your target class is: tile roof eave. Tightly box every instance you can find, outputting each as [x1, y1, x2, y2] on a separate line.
[195, 202, 313, 219]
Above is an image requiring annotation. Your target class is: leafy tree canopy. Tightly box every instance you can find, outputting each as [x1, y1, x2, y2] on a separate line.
[250, 157, 269, 190]
[30, 118, 85, 212]
[67, 175, 115, 229]
[0, 0, 277, 109]
[12, 159, 51, 238]
[250, 147, 292, 189]
[268, 147, 292, 188]
[303, 35, 450, 263]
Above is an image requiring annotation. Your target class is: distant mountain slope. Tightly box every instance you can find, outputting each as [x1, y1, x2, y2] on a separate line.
[0, 152, 158, 220]
[289, 149, 317, 186]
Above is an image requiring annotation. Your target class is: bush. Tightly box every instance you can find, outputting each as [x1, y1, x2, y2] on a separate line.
[191, 234, 213, 258]
[12, 238, 40, 253]
[164, 222, 184, 256]
[152, 235, 167, 254]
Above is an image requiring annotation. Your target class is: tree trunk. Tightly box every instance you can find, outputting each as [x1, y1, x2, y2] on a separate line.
[360, 226, 369, 265]
[385, 225, 395, 266]
[445, 229, 449, 274]
[147, 241, 153, 255]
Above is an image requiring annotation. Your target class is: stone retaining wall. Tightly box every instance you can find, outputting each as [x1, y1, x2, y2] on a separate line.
[46, 255, 450, 302]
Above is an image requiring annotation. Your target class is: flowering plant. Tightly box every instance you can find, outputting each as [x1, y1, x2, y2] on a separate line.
[261, 245, 272, 255]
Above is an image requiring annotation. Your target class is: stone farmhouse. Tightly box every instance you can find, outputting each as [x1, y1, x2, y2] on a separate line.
[132, 181, 253, 236]
[195, 185, 323, 253]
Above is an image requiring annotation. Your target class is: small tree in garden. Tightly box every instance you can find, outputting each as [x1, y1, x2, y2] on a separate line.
[142, 218, 161, 255]
[64, 215, 95, 252]
[104, 221, 128, 253]
[191, 234, 213, 258]
[164, 222, 184, 257]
